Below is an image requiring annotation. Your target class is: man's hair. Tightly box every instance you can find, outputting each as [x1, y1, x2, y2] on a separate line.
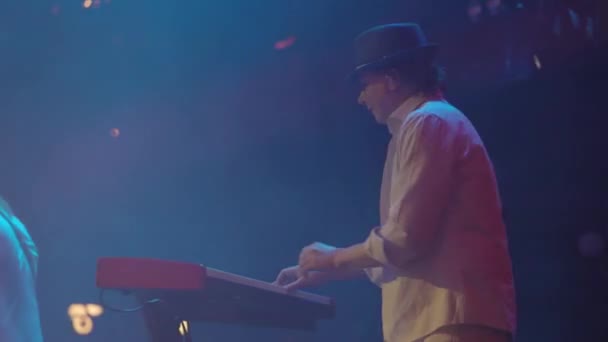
[384, 58, 446, 95]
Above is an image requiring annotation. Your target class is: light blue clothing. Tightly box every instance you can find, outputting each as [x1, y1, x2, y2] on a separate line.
[0, 198, 43, 342]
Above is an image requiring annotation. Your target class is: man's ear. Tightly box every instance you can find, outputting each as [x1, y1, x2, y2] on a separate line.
[385, 69, 401, 91]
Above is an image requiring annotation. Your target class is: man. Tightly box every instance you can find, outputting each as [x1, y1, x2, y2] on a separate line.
[0, 196, 44, 341]
[274, 23, 516, 342]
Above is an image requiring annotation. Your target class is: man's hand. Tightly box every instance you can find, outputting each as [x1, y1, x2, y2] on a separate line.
[298, 242, 339, 276]
[272, 265, 326, 291]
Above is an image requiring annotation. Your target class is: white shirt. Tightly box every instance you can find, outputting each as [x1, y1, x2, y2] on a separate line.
[0, 198, 44, 342]
[363, 95, 517, 342]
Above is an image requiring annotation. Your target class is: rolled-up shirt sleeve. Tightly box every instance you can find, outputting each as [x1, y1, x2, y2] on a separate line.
[364, 113, 457, 269]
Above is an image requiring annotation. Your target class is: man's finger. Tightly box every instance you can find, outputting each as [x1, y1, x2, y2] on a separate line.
[272, 273, 284, 285]
[273, 270, 289, 285]
[297, 265, 310, 278]
[273, 274, 282, 284]
[284, 277, 307, 291]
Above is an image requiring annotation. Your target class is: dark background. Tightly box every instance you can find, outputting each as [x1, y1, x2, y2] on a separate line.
[0, 0, 607, 341]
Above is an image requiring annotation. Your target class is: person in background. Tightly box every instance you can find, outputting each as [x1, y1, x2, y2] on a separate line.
[0, 196, 44, 341]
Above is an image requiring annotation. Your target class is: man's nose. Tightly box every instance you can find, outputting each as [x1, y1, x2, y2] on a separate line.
[357, 91, 365, 105]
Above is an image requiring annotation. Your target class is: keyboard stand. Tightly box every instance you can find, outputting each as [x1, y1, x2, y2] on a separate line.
[140, 296, 192, 342]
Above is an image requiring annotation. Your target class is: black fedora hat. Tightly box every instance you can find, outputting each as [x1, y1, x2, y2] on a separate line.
[348, 23, 438, 81]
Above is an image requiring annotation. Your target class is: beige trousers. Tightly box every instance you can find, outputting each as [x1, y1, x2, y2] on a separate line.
[417, 324, 513, 342]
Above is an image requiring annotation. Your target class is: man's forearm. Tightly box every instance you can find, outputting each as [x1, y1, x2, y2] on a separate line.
[332, 243, 382, 271]
[325, 267, 366, 281]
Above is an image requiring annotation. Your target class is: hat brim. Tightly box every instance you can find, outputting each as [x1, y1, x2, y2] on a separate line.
[346, 44, 438, 83]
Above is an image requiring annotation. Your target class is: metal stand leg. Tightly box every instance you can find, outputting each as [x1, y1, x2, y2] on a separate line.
[141, 302, 192, 342]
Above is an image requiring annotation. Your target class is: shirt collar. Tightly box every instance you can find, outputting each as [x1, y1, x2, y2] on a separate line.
[386, 93, 429, 136]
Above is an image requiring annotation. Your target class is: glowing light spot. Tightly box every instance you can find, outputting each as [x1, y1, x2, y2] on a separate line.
[72, 315, 93, 335]
[274, 36, 297, 50]
[68, 304, 86, 317]
[533, 54, 542, 70]
[83, 0, 92, 8]
[68, 303, 104, 336]
[86, 304, 104, 317]
[110, 128, 120, 138]
[179, 321, 189, 336]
